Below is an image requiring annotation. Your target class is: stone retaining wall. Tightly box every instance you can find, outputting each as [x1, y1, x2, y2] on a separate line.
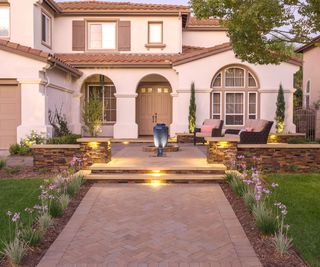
[267, 133, 306, 143]
[32, 138, 112, 170]
[33, 145, 81, 170]
[207, 138, 320, 173]
[238, 144, 320, 173]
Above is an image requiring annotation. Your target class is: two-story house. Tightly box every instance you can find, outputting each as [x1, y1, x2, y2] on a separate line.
[0, 0, 301, 148]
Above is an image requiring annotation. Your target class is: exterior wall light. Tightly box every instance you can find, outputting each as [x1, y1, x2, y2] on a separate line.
[88, 142, 99, 149]
[217, 141, 230, 148]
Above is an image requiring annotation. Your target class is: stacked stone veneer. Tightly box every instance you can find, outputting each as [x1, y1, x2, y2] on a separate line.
[32, 138, 111, 170]
[33, 145, 81, 170]
[177, 133, 194, 143]
[267, 133, 306, 143]
[78, 138, 111, 168]
[207, 140, 320, 173]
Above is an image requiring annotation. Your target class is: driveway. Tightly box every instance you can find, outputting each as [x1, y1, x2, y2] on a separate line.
[38, 184, 261, 266]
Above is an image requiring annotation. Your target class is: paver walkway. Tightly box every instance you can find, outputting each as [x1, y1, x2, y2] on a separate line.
[38, 184, 261, 266]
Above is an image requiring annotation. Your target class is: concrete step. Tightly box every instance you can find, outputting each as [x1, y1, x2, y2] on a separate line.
[89, 163, 227, 175]
[85, 173, 225, 182]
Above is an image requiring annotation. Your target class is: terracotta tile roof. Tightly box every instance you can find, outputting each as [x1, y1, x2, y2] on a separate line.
[57, 1, 189, 14]
[56, 43, 233, 67]
[296, 35, 320, 53]
[187, 17, 223, 28]
[0, 39, 82, 77]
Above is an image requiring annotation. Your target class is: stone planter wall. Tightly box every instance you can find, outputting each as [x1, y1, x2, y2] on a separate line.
[237, 144, 320, 173]
[32, 138, 111, 170]
[267, 133, 306, 143]
[32, 145, 81, 170]
[77, 138, 111, 168]
[177, 133, 194, 143]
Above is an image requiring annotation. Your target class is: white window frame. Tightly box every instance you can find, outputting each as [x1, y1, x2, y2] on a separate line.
[211, 72, 222, 88]
[87, 21, 117, 51]
[211, 92, 222, 119]
[87, 84, 117, 124]
[0, 5, 10, 38]
[148, 21, 163, 44]
[248, 92, 258, 120]
[224, 67, 246, 88]
[224, 91, 245, 126]
[248, 72, 258, 88]
[41, 11, 51, 47]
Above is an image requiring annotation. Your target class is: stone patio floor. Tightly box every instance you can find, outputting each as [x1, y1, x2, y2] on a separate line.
[38, 183, 261, 266]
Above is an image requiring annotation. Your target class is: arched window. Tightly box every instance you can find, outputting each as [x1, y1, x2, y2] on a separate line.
[211, 66, 259, 126]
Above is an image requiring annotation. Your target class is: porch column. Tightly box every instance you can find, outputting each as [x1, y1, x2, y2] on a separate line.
[113, 93, 138, 139]
[16, 80, 53, 141]
[70, 93, 82, 134]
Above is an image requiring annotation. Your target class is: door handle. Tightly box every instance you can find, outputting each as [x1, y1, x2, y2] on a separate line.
[152, 115, 155, 123]
[155, 113, 158, 123]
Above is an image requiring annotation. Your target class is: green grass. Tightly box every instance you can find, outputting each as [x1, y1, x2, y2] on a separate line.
[0, 178, 43, 251]
[265, 173, 320, 267]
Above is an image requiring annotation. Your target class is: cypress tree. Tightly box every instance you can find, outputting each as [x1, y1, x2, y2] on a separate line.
[275, 84, 286, 133]
[188, 82, 196, 133]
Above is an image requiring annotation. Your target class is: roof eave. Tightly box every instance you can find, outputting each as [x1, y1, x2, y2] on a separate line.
[68, 63, 172, 69]
[48, 56, 83, 77]
[42, 0, 61, 14]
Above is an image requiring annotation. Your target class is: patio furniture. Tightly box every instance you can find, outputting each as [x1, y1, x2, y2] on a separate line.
[225, 119, 273, 144]
[194, 119, 224, 145]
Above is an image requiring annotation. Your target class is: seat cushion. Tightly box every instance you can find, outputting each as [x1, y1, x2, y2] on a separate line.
[201, 125, 216, 134]
[244, 119, 268, 132]
[203, 119, 221, 128]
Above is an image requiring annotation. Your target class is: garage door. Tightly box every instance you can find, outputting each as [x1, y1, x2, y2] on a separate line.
[0, 82, 21, 149]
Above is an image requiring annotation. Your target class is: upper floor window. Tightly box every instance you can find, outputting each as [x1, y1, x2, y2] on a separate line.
[0, 5, 10, 38]
[148, 22, 163, 44]
[41, 12, 51, 47]
[225, 68, 245, 87]
[88, 22, 116, 50]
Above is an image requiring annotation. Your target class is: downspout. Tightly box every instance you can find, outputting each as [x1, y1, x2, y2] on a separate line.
[43, 64, 53, 139]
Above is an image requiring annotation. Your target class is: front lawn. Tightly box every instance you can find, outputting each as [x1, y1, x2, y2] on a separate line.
[265, 173, 320, 267]
[0, 178, 44, 251]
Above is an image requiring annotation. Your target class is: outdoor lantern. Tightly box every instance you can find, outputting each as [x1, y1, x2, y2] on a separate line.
[153, 123, 169, 157]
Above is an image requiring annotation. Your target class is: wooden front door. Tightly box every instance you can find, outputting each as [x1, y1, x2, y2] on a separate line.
[137, 86, 172, 136]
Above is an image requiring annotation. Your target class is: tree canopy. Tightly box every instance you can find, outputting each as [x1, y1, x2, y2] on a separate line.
[190, 0, 320, 64]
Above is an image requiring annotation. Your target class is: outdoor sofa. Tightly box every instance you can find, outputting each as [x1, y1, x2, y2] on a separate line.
[194, 119, 224, 145]
[225, 119, 274, 144]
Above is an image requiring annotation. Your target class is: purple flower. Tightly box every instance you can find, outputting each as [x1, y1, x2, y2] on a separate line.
[271, 182, 279, 188]
[49, 182, 57, 190]
[6, 211, 12, 217]
[24, 208, 33, 214]
[12, 212, 20, 222]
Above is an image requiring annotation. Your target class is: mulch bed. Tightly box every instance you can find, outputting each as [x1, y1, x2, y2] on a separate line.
[0, 181, 93, 267]
[220, 182, 307, 267]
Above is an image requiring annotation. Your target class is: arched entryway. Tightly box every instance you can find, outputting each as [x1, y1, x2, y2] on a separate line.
[136, 74, 172, 136]
[80, 74, 116, 136]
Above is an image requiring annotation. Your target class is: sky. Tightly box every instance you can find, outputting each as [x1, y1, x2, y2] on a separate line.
[56, 0, 189, 4]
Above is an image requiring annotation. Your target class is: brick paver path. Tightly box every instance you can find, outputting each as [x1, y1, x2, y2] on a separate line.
[38, 184, 261, 266]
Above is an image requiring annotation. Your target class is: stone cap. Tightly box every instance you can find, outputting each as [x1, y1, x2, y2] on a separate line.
[32, 144, 80, 149]
[206, 135, 240, 143]
[77, 138, 111, 143]
[238, 144, 320, 149]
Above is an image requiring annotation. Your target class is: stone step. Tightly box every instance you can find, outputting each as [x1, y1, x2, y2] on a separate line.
[89, 163, 227, 175]
[85, 173, 225, 182]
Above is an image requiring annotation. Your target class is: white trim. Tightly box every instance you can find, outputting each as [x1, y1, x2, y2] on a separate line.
[211, 91, 222, 119]
[224, 67, 246, 88]
[248, 91, 257, 119]
[41, 11, 52, 47]
[211, 72, 222, 88]
[224, 91, 245, 126]
[47, 83, 73, 93]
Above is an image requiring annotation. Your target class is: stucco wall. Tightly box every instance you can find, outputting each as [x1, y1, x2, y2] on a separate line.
[303, 47, 320, 106]
[182, 31, 229, 47]
[53, 16, 182, 54]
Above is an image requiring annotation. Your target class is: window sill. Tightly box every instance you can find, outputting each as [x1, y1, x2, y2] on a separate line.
[145, 43, 166, 50]
[41, 41, 52, 49]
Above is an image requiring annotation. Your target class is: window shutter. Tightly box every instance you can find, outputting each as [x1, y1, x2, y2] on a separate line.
[72, 21, 85, 51]
[118, 21, 131, 51]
